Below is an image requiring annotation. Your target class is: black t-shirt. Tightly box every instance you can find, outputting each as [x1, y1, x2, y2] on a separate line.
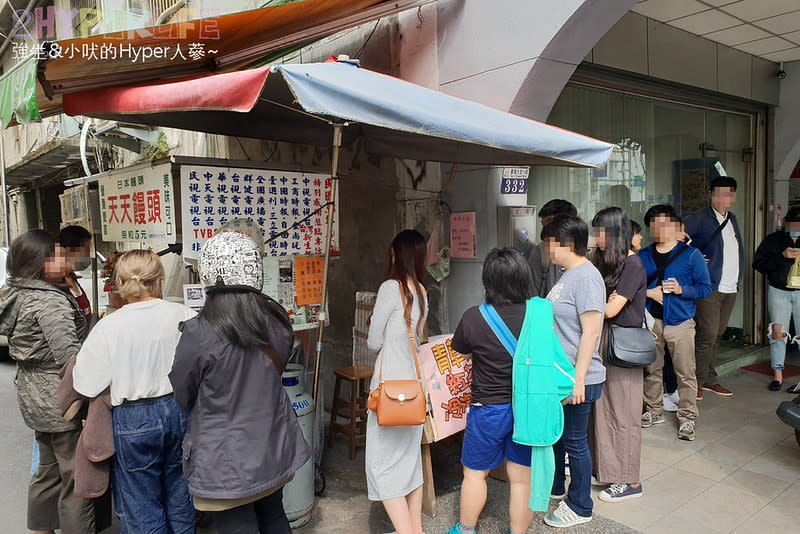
[451, 302, 525, 405]
[649, 247, 672, 320]
[609, 255, 647, 328]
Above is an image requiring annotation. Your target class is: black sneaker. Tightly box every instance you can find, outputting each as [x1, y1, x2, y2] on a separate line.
[769, 380, 783, 391]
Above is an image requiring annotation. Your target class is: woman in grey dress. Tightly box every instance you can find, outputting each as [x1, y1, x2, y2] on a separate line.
[366, 230, 428, 534]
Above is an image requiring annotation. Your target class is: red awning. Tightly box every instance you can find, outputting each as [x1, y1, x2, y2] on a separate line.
[65, 67, 271, 116]
[30, 0, 431, 120]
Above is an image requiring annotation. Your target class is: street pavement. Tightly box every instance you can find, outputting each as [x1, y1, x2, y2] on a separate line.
[3, 356, 799, 533]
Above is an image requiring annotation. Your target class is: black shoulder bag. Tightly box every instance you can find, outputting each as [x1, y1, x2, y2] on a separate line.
[607, 244, 691, 369]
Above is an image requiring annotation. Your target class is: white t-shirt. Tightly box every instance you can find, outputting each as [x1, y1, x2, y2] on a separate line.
[73, 299, 197, 406]
[715, 208, 739, 294]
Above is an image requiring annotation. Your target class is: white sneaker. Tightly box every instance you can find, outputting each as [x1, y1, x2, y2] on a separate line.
[663, 393, 678, 412]
[544, 500, 592, 528]
[669, 391, 680, 404]
[591, 475, 605, 487]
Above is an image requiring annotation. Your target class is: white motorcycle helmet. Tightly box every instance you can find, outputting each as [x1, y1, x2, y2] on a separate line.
[199, 231, 263, 293]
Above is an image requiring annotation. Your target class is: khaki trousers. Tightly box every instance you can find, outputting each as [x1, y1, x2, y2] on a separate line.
[29, 429, 95, 534]
[644, 319, 698, 425]
[694, 291, 737, 387]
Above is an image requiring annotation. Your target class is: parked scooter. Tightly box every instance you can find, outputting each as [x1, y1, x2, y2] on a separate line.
[777, 395, 800, 448]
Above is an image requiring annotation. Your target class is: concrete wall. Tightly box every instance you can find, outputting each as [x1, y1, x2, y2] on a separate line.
[771, 60, 800, 222]
[435, 0, 637, 120]
[586, 12, 780, 105]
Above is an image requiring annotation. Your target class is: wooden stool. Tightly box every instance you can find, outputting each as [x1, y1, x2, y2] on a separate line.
[327, 365, 373, 460]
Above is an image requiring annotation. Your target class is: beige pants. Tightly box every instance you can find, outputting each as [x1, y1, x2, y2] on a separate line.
[644, 319, 698, 425]
[29, 429, 95, 534]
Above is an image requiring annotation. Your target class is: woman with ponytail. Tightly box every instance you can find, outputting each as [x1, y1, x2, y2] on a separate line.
[73, 249, 197, 533]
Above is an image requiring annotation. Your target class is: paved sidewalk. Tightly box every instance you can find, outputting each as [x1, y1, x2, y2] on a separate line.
[593, 368, 800, 534]
[307, 368, 800, 534]
[2, 358, 798, 534]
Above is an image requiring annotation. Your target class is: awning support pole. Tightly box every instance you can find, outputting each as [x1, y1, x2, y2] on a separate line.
[313, 124, 343, 407]
[0, 134, 9, 246]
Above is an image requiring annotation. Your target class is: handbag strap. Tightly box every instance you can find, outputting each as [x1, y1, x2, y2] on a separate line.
[479, 303, 517, 357]
[647, 243, 691, 286]
[696, 214, 730, 254]
[260, 344, 286, 374]
[377, 280, 423, 383]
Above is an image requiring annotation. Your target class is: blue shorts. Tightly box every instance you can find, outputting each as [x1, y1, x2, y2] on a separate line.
[461, 403, 532, 470]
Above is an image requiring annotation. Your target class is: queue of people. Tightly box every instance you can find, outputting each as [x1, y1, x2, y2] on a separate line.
[4, 172, 794, 534]
[372, 176, 776, 533]
[2, 228, 308, 533]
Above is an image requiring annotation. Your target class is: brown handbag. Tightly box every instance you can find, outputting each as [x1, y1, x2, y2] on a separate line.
[368, 284, 427, 427]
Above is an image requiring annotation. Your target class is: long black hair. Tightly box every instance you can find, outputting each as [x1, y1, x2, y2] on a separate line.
[8, 230, 58, 282]
[482, 248, 534, 305]
[591, 207, 632, 292]
[199, 291, 292, 348]
[384, 229, 427, 337]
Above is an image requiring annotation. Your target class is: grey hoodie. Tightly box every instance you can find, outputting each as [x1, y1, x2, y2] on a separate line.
[0, 278, 85, 432]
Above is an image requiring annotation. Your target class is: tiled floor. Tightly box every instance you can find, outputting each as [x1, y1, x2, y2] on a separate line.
[592, 368, 800, 534]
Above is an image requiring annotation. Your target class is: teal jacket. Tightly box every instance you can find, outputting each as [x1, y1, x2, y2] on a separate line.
[513, 297, 576, 511]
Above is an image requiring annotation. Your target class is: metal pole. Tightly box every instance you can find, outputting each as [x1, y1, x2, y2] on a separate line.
[312, 124, 343, 406]
[0, 134, 9, 246]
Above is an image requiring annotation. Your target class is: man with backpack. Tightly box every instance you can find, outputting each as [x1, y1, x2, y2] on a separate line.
[683, 176, 744, 400]
[638, 205, 712, 441]
[527, 200, 578, 297]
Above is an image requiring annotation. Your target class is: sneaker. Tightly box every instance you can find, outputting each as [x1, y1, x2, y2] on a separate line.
[663, 393, 678, 412]
[544, 501, 592, 528]
[444, 525, 468, 534]
[641, 411, 665, 428]
[787, 382, 800, 394]
[769, 380, 783, 391]
[678, 420, 695, 441]
[669, 391, 680, 405]
[591, 475, 604, 487]
[598, 483, 643, 502]
[696, 388, 703, 401]
[702, 384, 733, 397]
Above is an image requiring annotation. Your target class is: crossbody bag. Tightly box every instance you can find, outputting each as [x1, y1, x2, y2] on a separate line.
[367, 281, 426, 426]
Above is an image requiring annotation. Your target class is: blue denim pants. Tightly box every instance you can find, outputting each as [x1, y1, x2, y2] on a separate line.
[552, 383, 603, 518]
[110, 395, 195, 534]
[767, 285, 800, 370]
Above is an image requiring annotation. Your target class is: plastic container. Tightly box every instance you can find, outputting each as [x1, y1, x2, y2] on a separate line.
[281, 363, 314, 527]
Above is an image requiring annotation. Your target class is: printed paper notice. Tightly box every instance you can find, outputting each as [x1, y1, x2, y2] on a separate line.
[294, 256, 325, 306]
[262, 257, 279, 300]
[419, 335, 472, 441]
[450, 212, 476, 258]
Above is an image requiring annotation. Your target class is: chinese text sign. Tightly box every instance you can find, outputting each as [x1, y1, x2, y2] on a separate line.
[180, 166, 339, 259]
[294, 256, 325, 306]
[419, 336, 472, 441]
[450, 212, 476, 259]
[99, 164, 175, 242]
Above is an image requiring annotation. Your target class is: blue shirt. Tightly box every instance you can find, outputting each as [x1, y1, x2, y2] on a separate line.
[638, 242, 712, 326]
